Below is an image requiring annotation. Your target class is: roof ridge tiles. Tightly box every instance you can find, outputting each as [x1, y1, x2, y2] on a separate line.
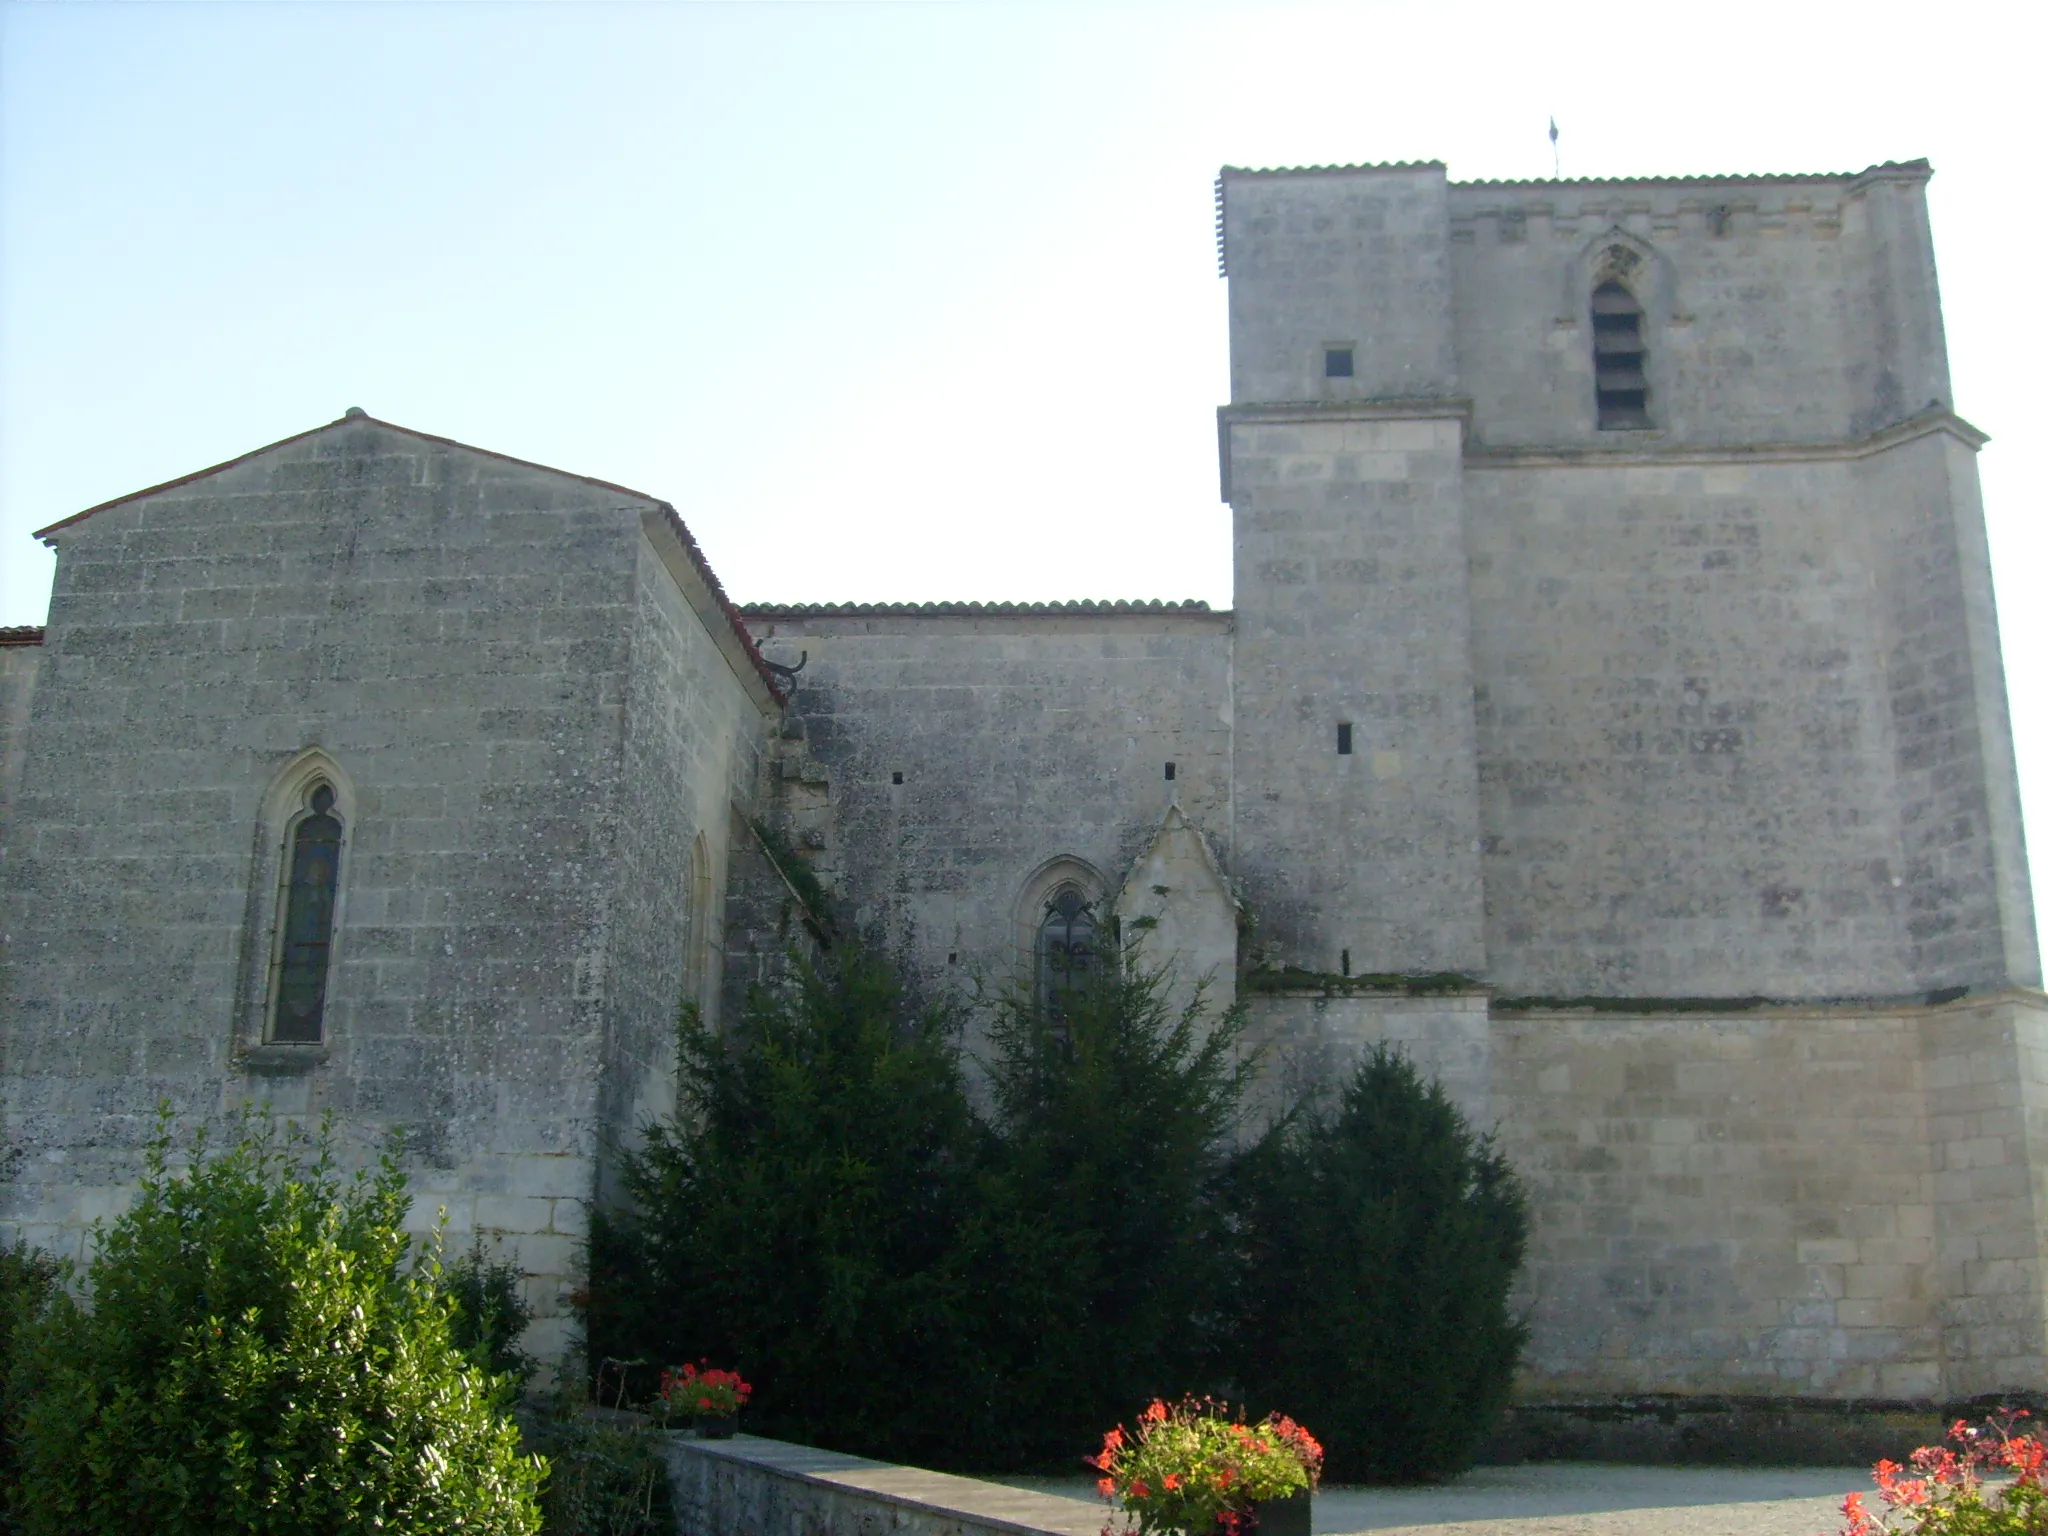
[739, 599, 1217, 617]
[0, 625, 45, 646]
[1221, 158, 1928, 186]
[1222, 160, 1445, 177]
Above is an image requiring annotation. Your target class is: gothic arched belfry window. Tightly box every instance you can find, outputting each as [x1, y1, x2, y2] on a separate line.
[271, 782, 343, 1042]
[1037, 884, 1098, 1017]
[1592, 277, 1651, 430]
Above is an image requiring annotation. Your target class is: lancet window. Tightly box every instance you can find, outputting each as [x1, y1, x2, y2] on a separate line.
[270, 782, 343, 1042]
[1036, 884, 1099, 1019]
[1591, 279, 1651, 429]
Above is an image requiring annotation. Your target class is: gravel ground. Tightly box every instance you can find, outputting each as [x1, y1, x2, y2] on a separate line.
[982, 1464, 1869, 1536]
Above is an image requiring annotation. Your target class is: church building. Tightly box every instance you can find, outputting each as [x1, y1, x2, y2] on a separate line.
[3, 156, 2042, 1418]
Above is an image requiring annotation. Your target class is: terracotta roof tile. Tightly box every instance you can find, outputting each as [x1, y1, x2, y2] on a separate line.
[741, 599, 1217, 618]
[0, 626, 45, 646]
[1217, 158, 1929, 187]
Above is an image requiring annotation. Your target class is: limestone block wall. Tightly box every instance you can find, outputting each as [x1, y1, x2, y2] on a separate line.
[1463, 420, 2034, 1001]
[1919, 993, 2048, 1396]
[1239, 990, 1493, 1129]
[1221, 162, 1457, 406]
[1223, 407, 1487, 979]
[1445, 164, 1947, 449]
[1465, 451, 1909, 998]
[664, 1432, 1106, 1536]
[0, 635, 40, 846]
[0, 417, 763, 1364]
[1859, 431, 2039, 990]
[594, 523, 773, 1205]
[736, 606, 1233, 1012]
[1495, 993, 2048, 1402]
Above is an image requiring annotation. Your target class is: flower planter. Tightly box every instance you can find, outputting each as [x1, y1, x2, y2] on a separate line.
[1248, 1491, 1311, 1536]
[1094, 1397, 1322, 1536]
[694, 1414, 738, 1440]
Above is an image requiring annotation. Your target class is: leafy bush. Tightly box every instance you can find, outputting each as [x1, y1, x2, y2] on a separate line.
[1225, 1044, 1528, 1481]
[442, 1239, 538, 1398]
[0, 1243, 61, 1527]
[589, 955, 985, 1462]
[5, 1113, 543, 1535]
[1840, 1411, 2048, 1535]
[524, 1398, 670, 1536]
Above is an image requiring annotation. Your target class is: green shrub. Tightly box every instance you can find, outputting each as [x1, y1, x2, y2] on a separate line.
[443, 1239, 538, 1398]
[5, 1112, 544, 1535]
[971, 961, 1255, 1466]
[0, 1243, 61, 1528]
[1225, 1044, 1529, 1481]
[589, 953, 985, 1462]
[526, 1402, 670, 1536]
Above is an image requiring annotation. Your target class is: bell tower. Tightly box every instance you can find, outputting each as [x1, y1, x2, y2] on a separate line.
[1216, 161, 1487, 981]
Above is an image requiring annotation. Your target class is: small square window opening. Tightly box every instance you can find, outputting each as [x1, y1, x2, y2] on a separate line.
[1164, 762, 1176, 781]
[891, 771, 903, 785]
[1337, 723, 1353, 755]
[1324, 347, 1355, 379]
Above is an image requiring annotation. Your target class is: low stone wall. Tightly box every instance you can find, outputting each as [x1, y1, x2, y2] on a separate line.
[662, 1433, 1111, 1536]
[1491, 1397, 1952, 1466]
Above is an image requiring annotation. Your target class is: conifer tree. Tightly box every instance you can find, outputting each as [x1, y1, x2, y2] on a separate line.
[590, 950, 985, 1463]
[1226, 1044, 1529, 1482]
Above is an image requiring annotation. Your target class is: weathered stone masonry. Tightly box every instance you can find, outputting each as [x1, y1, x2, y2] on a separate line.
[1, 155, 2042, 1411]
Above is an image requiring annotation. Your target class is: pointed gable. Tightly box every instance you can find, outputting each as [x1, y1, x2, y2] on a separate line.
[31, 411, 786, 709]
[1115, 803, 1239, 1018]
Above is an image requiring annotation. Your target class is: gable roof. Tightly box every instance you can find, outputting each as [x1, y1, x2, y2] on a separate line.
[31, 412, 786, 706]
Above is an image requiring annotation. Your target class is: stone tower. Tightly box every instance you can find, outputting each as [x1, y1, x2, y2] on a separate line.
[1220, 162, 1488, 984]
[1217, 157, 2037, 1002]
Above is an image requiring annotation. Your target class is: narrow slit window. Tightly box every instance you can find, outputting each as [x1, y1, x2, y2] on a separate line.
[1164, 762, 1176, 781]
[1337, 723, 1353, 755]
[1324, 347, 1355, 379]
[271, 783, 342, 1042]
[1592, 281, 1651, 430]
[1341, 948, 1352, 977]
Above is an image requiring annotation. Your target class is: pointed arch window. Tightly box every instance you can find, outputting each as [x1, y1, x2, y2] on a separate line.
[1036, 884, 1099, 1018]
[270, 782, 343, 1042]
[685, 832, 714, 1016]
[1591, 280, 1651, 430]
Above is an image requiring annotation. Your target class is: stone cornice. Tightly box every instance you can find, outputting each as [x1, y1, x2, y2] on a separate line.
[1463, 406, 1987, 469]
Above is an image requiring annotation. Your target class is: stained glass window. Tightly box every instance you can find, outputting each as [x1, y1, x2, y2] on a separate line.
[272, 783, 342, 1043]
[1037, 884, 1098, 1019]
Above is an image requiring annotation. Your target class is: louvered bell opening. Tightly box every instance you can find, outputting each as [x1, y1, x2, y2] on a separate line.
[1591, 281, 1651, 430]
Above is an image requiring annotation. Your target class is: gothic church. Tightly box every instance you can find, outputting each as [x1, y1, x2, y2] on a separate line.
[3, 157, 2041, 1417]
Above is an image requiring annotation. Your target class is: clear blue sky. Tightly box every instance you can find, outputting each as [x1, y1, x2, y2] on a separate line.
[5, 0, 2045, 928]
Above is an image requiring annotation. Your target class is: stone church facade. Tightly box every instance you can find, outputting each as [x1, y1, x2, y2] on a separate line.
[3, 156, 2043, 1412]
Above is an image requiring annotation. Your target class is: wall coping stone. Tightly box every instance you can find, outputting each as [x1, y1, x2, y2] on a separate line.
[664, 1432, 1114, 1536]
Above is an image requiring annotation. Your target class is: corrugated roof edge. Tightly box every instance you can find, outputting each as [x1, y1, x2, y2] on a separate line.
[1456, 158, 1930, 188]
[30, 413, 786, 705]
[741, 599, 1218, 618]
[1220, 160, 1445, 177]
[1218, 158, 1930, 186]
[0, 626, 45, 646]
